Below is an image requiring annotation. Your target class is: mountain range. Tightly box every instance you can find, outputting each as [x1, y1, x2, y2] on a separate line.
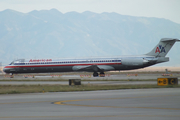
[0, 9, 180, 66]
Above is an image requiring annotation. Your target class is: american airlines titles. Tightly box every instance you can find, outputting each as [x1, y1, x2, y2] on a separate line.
[29, 59, 52, 62]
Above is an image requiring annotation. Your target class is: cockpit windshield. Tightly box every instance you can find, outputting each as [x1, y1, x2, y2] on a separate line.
[9, 59, 25, 65]
[9, 61, 15, 65]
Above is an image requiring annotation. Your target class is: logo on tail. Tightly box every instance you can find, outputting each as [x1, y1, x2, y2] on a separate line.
[155, 45, 166, 53]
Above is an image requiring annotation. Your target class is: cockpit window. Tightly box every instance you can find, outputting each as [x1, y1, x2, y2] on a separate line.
[9, 59, 25, 65]
[9, 61, 14, 65]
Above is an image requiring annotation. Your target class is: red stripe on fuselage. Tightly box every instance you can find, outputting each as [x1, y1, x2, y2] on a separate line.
[4, 63, 121, 68]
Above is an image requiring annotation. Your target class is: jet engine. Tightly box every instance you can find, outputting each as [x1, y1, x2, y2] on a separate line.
[121, 58, 149, 66]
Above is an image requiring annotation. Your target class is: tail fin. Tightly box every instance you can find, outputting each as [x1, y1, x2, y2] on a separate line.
[146, 38, 180, 57]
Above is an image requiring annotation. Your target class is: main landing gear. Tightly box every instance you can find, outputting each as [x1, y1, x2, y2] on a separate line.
[93, 72, 99, 77]
[93, 72, 105, 77]
[100, 71, 105, 77]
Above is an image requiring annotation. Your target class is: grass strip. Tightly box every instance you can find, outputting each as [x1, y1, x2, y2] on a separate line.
[0, 84, 180, 94]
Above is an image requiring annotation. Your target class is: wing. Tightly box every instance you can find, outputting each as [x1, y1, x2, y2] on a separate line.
[72, 65, 115, 72]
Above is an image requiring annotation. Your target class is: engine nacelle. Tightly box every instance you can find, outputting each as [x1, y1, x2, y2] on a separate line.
[121, 58, 148, 66]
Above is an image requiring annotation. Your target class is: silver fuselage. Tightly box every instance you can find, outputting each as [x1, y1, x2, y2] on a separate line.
[3, 38, 179, 76]
[3, 55, 169, 74]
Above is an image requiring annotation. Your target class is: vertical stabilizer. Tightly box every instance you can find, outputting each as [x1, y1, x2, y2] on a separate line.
[146, 38, 180, 57]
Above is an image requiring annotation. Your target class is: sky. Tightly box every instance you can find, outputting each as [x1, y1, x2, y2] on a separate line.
[0, 0, 180, 24]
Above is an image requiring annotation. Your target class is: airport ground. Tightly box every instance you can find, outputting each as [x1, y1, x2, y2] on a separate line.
[0, 71, 180, 92]
[0, 88, 180, 120]
[0, 71, 180, 85]
[0, 71, 180, 120]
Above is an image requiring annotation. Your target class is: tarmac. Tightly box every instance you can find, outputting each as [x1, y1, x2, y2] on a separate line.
[0, 72, 180, 120]
[0, 81, 156, 85]
[0, 88, 180, 120]
[0, 72, 179, 85]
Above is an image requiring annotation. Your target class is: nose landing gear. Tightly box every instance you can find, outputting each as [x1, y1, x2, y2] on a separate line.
[9, 73, 14, 78]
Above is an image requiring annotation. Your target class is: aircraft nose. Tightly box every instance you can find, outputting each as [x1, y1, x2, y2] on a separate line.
[3, 67, 9, 73]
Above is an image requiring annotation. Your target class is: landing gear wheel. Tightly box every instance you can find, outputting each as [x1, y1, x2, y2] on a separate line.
[93, 72, 99, 77]
[10, 73, 14, 78]
[100, 72, 105, 77]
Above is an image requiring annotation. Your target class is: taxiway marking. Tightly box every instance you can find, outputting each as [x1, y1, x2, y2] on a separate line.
[54, 95, 180, 110]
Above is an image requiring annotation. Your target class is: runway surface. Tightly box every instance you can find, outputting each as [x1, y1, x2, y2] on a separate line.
[0, 88, 180, 120]
[1, 72, 180, 80]
[0, 81, 156, 85]
[1, 73, 180, 85]
[0, 74, 164, 80]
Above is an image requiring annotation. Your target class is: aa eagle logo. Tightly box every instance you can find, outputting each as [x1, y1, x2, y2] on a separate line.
[155, 45, 166, 53]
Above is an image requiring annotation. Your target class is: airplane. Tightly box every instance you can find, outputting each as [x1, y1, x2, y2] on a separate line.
[3, 38, 180, 77]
